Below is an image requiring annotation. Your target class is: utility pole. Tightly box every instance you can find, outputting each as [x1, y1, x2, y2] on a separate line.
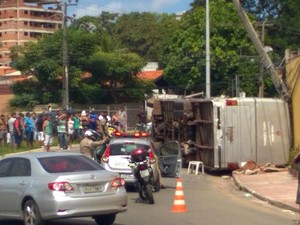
[62, 0, 78, 110]
[232, 0, 290, 101]
[258, 21, 266, 97]
[205, 0, 211, 98]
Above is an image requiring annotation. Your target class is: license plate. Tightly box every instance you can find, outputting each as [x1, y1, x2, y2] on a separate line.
[113, 162, 128, 168]
[140, 169, 149, 178]
[83, 185, 104, 193]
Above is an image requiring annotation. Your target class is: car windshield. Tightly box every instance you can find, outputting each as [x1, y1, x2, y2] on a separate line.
[110, 143, 150, 155]
[38, 155, 104, 173]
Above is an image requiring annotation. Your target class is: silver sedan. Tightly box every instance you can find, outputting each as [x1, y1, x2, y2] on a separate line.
[0, 152, 127, 225]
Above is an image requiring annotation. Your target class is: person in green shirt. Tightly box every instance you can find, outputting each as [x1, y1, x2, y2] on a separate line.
[57, 112, 68, 150]
[73, 112, 80, 141]
[43, 115, 53, 152]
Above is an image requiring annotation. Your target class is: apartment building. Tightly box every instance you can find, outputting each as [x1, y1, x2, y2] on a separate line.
[0, 0, 63, 66]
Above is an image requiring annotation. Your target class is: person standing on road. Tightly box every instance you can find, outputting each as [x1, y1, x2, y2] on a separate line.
[111, 111, 120, 130]
[13, 113, 23, 149]
[24, 112, 34, 147]
[0, 114, 7, 147]
[73, 112, 80, 141]
[67, 113, 74, 149]
[30, 112, 38, 142]
[80, 130, 107, 159]
[98, 111, 110, 136]
[118, 106, 127, 132]
[57, 113, 68, 150]
[43, 115, 53, 152]
[7, 112, 16, 148]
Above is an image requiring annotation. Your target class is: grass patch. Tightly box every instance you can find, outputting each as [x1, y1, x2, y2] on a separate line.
[1, 137, 59, 156]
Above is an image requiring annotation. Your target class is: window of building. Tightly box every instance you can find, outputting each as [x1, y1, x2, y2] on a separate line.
[24, 21, 28, 26]
[24, 11, 28, 14]
[24, 32, 28, 36]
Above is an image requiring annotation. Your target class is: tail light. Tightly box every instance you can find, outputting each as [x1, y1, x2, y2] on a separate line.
[102, 146, 111, 163]
[148, 149, 156, 164]
[226, 100, 238, 106]
[111, 177, 125, 188]
[48, 182, 74, 192]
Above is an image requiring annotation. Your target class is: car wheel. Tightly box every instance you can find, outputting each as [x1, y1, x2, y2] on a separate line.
[93, 214, 116, 225]
[23, 199, 44, 225]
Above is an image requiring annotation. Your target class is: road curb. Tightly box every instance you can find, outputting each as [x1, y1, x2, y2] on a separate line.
[232, 173, 298, 213]
[1, 144, 81, 158]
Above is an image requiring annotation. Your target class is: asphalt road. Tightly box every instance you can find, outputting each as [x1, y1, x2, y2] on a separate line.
[1, 148, 299, 225]
[45, 169, 299, 225]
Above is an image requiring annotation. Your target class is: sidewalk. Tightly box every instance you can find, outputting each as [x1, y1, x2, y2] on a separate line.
[232, 169, 299, 213]
[2, 143, 81, 157]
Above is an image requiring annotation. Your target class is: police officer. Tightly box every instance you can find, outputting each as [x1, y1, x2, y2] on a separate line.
[80, 130, 107, 159]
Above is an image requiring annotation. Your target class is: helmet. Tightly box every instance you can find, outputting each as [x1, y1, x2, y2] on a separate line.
[85, 130, 97, 141]
[131, 148, 147, 162]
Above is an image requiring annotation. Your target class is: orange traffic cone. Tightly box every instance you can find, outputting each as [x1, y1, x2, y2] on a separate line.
[171, 177, 187, 213]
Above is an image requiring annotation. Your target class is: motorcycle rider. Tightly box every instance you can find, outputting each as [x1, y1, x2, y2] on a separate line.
[80, 130, 107, 159]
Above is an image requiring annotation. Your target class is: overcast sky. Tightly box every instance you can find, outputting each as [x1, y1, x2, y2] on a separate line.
[70, 0, 192, 17]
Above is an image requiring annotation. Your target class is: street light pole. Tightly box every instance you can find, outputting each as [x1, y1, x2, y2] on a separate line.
[62, 1, 68, 110]
[62, 0, 78, 110]
[205, 0, 211, 98]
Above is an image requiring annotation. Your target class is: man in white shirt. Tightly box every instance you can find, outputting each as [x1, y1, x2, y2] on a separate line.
[7, 112, 16, 148]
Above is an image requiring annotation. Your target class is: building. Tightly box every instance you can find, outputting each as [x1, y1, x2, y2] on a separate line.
[0, 0, 63, 66]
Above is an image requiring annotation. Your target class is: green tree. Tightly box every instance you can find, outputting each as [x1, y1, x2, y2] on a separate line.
[85, 50, 150, 103]
[10, 20, 151, 107]
[162, 0, 259, 96]
[241, 0, 300, 53]
[114, 12, 179, 62]
[11, 29, 100, 107]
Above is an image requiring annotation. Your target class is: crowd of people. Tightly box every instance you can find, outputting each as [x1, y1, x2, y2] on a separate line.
[0, 106, 128, 152]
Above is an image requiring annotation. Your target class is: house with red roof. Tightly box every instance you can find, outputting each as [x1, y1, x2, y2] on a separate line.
[0, 67, 29, 113]
[136, 62, 172, 95]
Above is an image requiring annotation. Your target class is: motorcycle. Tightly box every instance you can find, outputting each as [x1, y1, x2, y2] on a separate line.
[128, 148, 155, 204]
